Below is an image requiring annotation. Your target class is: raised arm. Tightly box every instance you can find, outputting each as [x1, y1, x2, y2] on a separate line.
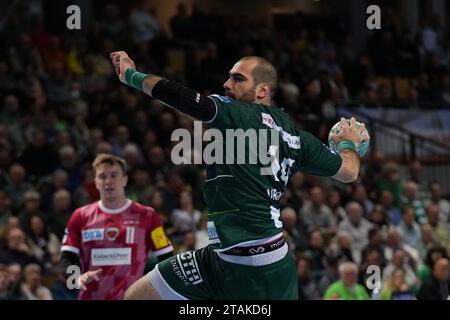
[110, 51, 216, 122]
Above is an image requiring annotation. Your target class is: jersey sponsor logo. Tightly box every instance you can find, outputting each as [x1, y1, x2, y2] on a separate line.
[82, 228, 104, 242]
[207, 221, 221, 244]
[261, 113, 301, 149]
[249, 247, 265, 254]
[122, 219, 139, 225]
[176, 251, 203, 285]
[209, 94, 231, 103]
[105, 227, 119, 241]
[267, 189, 283, 201]
[91, 248, 132, 266]
[150, 226, 170, 249]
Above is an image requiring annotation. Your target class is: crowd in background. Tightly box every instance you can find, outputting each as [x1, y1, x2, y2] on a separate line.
[0, 0, 449, 300]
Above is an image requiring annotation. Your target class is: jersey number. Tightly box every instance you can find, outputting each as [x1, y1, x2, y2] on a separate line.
[267, 145, 295, 186]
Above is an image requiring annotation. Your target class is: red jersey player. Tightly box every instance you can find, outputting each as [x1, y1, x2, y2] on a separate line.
[58, 154, 173, 300]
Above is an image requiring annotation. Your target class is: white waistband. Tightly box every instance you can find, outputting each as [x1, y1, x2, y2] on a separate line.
[217, 243, 288, 266]
[213, 232, 284, 252]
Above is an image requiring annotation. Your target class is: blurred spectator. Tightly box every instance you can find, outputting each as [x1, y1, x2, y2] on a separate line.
[20, 263, 52, 300]
[324, 262, 370, 300]
[4, 163, 33, 214]
[0, 190, 12, 233]
[384, 227, 421, 270]
[0, 264, 12, 300]
[328, 231, 356, 264]
[418, 246, 448, 281]
[281, 207, 307, 253]
[380, 190, 402, 226]
[297, 256, 321, 300]
[18, 128, 58, 179]
[350, 183, 374, 217]
[129, 1, 162, 45]
[57, 145, 82, 192]
[425, 181, 450, 223]
[378, 162, 402, 207]
[24, 214, 61, 270]
[171, 190, 202, 238]
[299, 186, 336, 236]
[426, 203, 450, 250]
[6, 263, 24, 300]
[382, 249, 419, 291]
[338, 201, 373, 253]
[317, 255, 340, 296]
[368, 204, 390, 232]
[401, 181, 427, 225]
[417, 224, 438, 263]
[48, 189, 72, 239]
[127, 167, 154, 205]
[170, 2, 192, 44]
[0, 227, 40, 268]
[303, 229, 327, 281]
[416, 257, 450, 300]
[326, 188, 346, 224]
[398, 206, 422, 248]
[381, 268, 416, 300]
[18, 190, 43, 228]
[195, 214, 209, 250]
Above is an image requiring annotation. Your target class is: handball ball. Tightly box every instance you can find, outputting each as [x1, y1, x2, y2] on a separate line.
[328, 119, 369, 157]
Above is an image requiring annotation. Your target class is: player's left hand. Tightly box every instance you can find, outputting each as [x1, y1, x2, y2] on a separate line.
[110, 51, 136, 84]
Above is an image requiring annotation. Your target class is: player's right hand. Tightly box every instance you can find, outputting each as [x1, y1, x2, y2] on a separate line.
[332, 117, 370, 149]
[77, 269, 103, 291]
[110, 51, 136, 84]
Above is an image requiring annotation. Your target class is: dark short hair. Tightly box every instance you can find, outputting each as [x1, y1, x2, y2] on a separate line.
[92, 153, 126, 175]
[240, 56, 278, 98]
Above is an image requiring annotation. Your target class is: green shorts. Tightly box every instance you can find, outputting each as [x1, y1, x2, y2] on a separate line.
[147, 245, 298, 300]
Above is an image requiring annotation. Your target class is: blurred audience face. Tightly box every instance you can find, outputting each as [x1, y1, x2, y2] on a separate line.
[280, 208, 297, 231]
[380, 190, 394, 207]
[310, 230, 324, 249]
[310, 186, 324, 206]
[148, 146, 165, 167]
[328, 190, 341, 208]
[9, 164, 26, 186]
[0, 191, 11, 213]
[391, 269, 407, 291]
[179, 191, 193, 209]
[420, 224, 433, 243]
[183, 231, 196, 251]
[7, 263, 22, 284]
[296, 258, 310, 278]
[52, 169, 69, 189]
[30, 215, 45, 236]
[0, 265, 9, 292]
[53, 190, 71, 212]
[24, 264, 42, 289]
[339, 263, 358, 288]
[387, 229, 402, 247]
[404, 181, 418, 200]
[402, 207, 416, 226]
[346, 202, 363, 225]
[426, 204, 440, 226]
[151, 191, 165, 208]
[7, 227, 26, 250]
[393, 250, 405, 268]
[433, 258, 449, 282]
[430, 182, 443, 200]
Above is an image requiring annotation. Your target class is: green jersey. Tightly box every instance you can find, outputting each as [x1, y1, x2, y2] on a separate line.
[204, 95, 342, 249]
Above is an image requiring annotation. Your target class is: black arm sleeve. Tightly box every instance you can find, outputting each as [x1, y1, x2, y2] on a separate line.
[151, 79, 217, 122]
[58, 251, 80, 280]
